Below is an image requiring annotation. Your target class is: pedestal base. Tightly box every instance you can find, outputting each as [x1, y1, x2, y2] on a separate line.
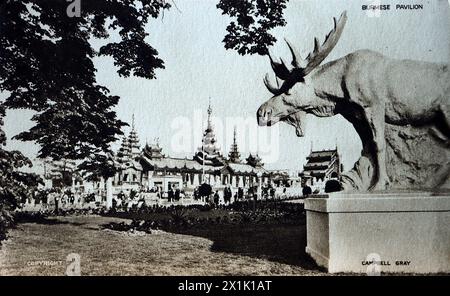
[305, 192, 450, 274]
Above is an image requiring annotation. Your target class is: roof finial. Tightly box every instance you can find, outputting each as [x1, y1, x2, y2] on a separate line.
[131, 113, 135, 131]
[207, 97, 212, 116]
[207, 97, 213, 129]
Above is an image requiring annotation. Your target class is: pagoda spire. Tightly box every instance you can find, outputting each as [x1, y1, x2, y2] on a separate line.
[228, 126, 241, 163]
[194, 99, 223, 167]
[206, 97, 212, 130]
[127, 114, 140, 159]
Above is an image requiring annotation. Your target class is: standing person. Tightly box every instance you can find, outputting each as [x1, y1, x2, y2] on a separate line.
[252, 186, 258, 211]
[175, 187, 180, 201]
[222, 187, 227, 204]
[213, 190, 220, 206]
[224, 187, 231, 205]
[281, 187, 287, 200]
[42, 190, 49, 211]
[270, 187, 276, 200]
[54, 189, 60, 215]
[112, 197, 117, 210]
[193, 187, 199, 200]
[238, 187, 244, 200]
[247, 187, 254, 200]
[168, 186, 174, 202]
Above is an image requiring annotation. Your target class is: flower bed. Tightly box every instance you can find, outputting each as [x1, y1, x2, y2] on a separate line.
[102, 200, 306, 234]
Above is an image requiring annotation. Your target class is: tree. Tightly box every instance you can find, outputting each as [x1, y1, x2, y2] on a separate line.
[77, 154, 117, 182]
[0, 103, 42, 212]
[217, 0, 289, 55]
[198, 183, 212, 199]
[1, 0, 171, 158]
[0, 0, 289, 211]
[0, 0, 171, 207]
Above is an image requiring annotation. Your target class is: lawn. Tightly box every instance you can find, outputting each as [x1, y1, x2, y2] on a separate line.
[0, 215, 324, 276]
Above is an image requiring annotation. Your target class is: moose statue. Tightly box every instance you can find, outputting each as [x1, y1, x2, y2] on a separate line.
[257, 11, 450, 191]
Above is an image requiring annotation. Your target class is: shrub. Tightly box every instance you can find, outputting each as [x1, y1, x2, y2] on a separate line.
[237, 211, 253, 223]
[0, 209, 15, 244]
[169, 207, 188, 226]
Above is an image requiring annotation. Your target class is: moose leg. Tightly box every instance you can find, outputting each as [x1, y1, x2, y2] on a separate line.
[429, 103, 450, 148]
[366, 107, 390, 191]
[438, 103, 450, 139]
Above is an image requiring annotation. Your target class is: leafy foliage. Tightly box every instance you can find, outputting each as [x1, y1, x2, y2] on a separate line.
[217, 0, 289, 55]
[0, 0, 170, 163]
[0, 0, 171, 213]
[1, 104, 42, 242]
[198, 183, 212, 197]
[0, 105, 42, 211]
[0, 0, 291, 223]
[169, 207, 188, 225]
[77, 153, 117, 181]
[105, 199, 305, 230]
[0, 208, 14, 243]
[0, 1, 171, 236]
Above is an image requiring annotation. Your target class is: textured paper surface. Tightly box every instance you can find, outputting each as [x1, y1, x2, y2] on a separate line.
[1, 0, 449, 276]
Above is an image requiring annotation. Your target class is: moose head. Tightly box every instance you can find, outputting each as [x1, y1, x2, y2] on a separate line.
[257, 11, 348, 137]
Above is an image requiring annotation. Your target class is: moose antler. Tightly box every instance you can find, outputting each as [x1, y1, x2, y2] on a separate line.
[264, 11, 348, 95]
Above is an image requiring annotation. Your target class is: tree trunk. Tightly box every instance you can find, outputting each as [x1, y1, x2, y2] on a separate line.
[106, 177, 113, 210]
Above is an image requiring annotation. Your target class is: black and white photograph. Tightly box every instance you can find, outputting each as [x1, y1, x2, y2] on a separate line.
[0, 0, 449, 280]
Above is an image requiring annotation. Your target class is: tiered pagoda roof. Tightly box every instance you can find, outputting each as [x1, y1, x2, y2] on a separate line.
[115, 115, 142, 171]
[246, 153, 264, 168]
[143, 140, 164, 160]
[228, 127, 241, 163]
[301, 148, 340, 178]
[113, 108, 270, 180]
[194, 101, 224, 167]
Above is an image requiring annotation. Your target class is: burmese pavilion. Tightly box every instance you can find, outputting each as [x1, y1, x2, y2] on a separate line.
[111, 104, 269, 195]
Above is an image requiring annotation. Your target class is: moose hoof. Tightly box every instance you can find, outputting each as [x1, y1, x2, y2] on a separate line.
[369, 179, 390, 192]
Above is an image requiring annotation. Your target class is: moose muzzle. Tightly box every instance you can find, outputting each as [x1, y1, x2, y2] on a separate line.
[257, 100, 305, 137]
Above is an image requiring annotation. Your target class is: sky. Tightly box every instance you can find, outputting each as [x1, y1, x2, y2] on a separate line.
[3, 0, 450, 173]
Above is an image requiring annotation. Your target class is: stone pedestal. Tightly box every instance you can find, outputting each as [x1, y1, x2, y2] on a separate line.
[305, 192, 450, 274]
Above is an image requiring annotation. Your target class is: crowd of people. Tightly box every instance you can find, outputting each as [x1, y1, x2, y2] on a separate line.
[19, 182, 302, 214]
[21, 188, 97, 212]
